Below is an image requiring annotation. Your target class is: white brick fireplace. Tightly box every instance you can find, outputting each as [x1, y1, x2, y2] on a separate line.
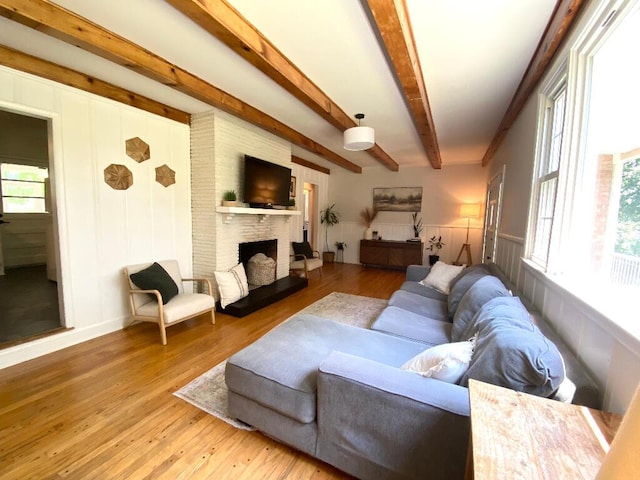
[190, 109, 293, 287]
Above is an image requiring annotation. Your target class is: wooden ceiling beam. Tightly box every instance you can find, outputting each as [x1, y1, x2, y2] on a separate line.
[166, 0, 399, 172]
[0, 45, 190, 124]
[291, 156, 330, 175]
[364, 0, 442, 169]
[0, 0, 362, 173]
[481, 0, 586, 166]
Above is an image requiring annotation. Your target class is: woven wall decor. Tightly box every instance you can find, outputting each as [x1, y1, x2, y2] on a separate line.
[104, 164, 133, 190]
[155, 164, 176, 187]
[125, 137, 150, 163]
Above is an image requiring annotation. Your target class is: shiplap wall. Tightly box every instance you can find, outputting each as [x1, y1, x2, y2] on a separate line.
[0, 65, 191, 368]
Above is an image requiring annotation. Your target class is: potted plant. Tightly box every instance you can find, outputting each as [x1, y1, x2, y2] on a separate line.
[287, 198, 296, 210]
[411, 212, 423, 240]
[335, 241, 347, 251]
[320, 204, 340, 263]
[222, 189, 237, 207]
[360, 207, 378, 240]
[428, 235, 445, 265]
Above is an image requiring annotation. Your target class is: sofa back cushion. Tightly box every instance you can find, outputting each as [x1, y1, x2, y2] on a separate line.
[451, 275, 510, 342]
[459, 296, 566, 398]
[447, 266, 493, 321]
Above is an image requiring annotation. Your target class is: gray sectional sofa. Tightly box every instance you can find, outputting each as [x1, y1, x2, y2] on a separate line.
[225, 263, 600, 480]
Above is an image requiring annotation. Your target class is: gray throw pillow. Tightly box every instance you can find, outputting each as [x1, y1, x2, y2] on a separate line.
[460, 296, 565, 398]
[129, 262, 178, 305]
[451, 275, 510, 342]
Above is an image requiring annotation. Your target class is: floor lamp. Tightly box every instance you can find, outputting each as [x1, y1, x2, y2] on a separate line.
[455, 203, 480, 266]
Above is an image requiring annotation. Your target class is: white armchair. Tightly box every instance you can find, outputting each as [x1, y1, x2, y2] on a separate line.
[124, 260, 215, 345]
[290, 241, 323, 279]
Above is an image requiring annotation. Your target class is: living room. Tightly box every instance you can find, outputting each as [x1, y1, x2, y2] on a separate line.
[0, 0, 639, 478]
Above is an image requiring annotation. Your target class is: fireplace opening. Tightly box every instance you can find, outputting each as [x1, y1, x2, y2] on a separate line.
[239, 240, 277, 287]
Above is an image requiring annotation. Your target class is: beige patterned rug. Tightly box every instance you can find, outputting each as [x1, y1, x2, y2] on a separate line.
[173, 292, 387, 430]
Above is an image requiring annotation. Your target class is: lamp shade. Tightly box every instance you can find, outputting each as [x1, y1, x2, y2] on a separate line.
[344, 126, 375, 151]
[460, 203, 481, 218]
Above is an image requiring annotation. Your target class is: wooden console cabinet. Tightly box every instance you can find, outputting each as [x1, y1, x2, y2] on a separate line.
[359, 239, 423, 269]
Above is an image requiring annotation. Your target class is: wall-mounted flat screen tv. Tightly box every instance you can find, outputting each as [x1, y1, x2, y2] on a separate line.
[243, 155, 291, 208]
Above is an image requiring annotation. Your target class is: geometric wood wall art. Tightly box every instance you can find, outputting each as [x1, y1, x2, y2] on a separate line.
[125, 137, 150, 163]
[155, 164, 176, 187]
[104, 163, 133, 190]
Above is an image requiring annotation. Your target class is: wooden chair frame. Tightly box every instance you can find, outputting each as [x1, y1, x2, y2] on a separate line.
[124, 268, 215, 345]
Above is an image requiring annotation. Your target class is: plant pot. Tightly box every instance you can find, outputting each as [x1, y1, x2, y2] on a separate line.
[222, 200, 237, 207]
[428, 255, 439, 266]
[364, 227, 373, 240]
[323, 251, 335, 263]
[287, 206, 296, 210]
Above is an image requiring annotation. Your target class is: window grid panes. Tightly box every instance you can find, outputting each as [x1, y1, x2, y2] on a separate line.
[0, 163, 48, 213]
[530, 82, 566, 269]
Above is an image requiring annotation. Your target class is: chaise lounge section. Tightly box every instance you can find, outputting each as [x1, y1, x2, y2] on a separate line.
[225, 263, 600, 479]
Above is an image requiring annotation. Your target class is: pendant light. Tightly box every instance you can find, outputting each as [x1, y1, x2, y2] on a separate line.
[344, 113, 375, 151]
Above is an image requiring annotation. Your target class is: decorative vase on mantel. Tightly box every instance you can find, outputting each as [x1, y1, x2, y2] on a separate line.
[364, 227, 373, 240]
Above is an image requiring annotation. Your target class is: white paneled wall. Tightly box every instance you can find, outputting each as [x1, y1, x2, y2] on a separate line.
[0, 66, 191, 368]
[495, 234, 640, 413]
[329, 221, 484, 266]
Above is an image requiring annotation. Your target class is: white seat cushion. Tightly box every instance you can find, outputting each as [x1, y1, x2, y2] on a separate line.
[136, 293, 215, 324]
[290, 258, 323, 271]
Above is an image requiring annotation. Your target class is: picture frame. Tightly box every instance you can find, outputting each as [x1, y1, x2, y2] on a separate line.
[373, 187, 422, 212]
[290, 176, 296, 198]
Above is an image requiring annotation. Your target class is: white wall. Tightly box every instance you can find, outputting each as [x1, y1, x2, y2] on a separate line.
[0, 66, 192, 368]
[329, 164, 488, 265]
[487, 0, 640, 413]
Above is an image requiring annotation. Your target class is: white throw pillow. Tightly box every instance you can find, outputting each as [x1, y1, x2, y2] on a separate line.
[214, 263, 249, 308]
[419, 261, 465, 294]
[401, 340, 474, 383]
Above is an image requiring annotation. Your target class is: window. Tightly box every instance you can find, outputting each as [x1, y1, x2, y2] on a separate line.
[0, 163, 48, 213]
[530, 81, 567, 268]
[528, 0, 640, 332]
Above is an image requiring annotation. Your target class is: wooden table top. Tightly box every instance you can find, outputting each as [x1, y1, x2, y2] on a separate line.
[468, 379, 622, 480]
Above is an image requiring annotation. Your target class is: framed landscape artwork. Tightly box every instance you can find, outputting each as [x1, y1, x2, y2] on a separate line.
[373, 187, 422, 212]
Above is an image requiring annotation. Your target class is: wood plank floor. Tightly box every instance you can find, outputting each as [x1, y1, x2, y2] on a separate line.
[0, 263, 405, 480]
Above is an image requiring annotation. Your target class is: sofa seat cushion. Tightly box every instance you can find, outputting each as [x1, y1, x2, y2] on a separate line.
[451, 275, 510, 342]
[460, 296, 565, 397]
[398, 281, 448, 302]
[225, 314, 427, 424]
[388, 290, 448, 322]
[371, 306, 451, 346]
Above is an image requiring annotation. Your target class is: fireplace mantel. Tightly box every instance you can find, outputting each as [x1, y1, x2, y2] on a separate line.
[216, 206, 301, 224]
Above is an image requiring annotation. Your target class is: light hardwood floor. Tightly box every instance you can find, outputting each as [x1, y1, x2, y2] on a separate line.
[0, 263, 405, 479]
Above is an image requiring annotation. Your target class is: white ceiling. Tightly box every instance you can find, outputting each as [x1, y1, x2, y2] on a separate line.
[0, 0, 557, 172]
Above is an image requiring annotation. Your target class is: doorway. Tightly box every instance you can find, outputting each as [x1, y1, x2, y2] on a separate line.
[0, 109, 63, 347]
[482, 166, 505, 263]
[303, 183, 318, 249]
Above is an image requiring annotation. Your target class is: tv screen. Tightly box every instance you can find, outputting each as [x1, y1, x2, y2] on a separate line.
[243, 155, 291, 208]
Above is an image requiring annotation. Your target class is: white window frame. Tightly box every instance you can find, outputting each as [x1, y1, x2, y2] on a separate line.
[0, 162, 48, 214]
[527, 74, 568, 270]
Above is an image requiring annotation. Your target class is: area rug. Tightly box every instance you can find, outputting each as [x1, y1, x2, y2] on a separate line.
[173, 292, 387, 430]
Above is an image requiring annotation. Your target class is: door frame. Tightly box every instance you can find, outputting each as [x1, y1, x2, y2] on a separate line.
[0, 101, 68, 328]
[482, 165, 506, 264]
